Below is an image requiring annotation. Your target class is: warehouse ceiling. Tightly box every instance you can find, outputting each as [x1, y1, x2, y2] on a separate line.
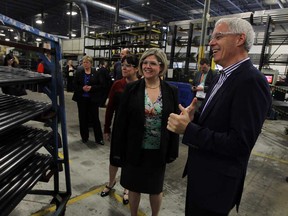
[0, 0, 288, 39]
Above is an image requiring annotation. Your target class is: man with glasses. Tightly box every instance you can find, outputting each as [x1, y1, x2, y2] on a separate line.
[167, 18, 271, 216]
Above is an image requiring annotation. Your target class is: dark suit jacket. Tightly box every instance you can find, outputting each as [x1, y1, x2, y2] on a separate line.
[192, 68, 216, 93]
[111, 78, 179, 166]
[72, 67, 107, 106]
[182, 59, 272, 213]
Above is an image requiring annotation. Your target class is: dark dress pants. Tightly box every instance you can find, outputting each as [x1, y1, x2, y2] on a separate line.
[185, 202, 228, 216]
[67, 76, 74, 92]
[77, 98, 103, 142]
[184, 157, 229, 216]
[185, 168, 229, 216]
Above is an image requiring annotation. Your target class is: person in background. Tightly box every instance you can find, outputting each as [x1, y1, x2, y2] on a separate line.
[111, 48, 179, 216]
[98, 61, 112, 107]
[37, 58, 44, 73]
[72, 55, 106, 145]
[65, 59, 75, 92]
[192, 58, 216, 108]
[100, 54, 140, 205]
[43, 51, 53, 75]
[4, 53, 19, 67]
[114, 48, 130, 80]
[2, 53, 27, 96]
[167, 17, 272, 216]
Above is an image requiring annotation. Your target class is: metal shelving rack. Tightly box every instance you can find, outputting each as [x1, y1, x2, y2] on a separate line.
[255, 9, 288, 70]
[84, 20, 167, 65]
[255, 10, 288, 119]
[0, 14, 71, 215]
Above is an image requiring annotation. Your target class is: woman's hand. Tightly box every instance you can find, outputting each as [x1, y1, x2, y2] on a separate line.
[83, 85, 91, 92]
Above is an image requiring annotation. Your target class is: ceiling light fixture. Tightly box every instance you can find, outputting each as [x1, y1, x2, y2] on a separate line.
[36, 19, 44, 24]
[35, 13, 46, 25]
[0, 33, 5, 37]
[66, 3, 78, 16]
[141, 1, 150, 6]
[66, 11, 78, 16]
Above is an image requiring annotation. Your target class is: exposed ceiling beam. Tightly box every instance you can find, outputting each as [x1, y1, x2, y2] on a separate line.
[255, 0, 265, 10]
[227, 0, 244, 13]
[276, 0, 284, 8]
[195, 0, 220, 16]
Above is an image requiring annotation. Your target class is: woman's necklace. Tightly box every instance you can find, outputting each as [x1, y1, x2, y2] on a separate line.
[146, 85, 160, 89]
[146, 77, 160, 89]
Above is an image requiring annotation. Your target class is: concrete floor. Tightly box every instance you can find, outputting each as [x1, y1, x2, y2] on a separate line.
[9, 90, 288, 216]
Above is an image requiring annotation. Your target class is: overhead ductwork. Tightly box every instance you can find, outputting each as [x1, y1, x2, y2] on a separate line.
[73, 3, 89, 37]
[72, 0, 147, 22]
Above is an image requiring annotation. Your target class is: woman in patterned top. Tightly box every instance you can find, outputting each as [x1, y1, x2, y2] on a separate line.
[111, 48, 179, 216]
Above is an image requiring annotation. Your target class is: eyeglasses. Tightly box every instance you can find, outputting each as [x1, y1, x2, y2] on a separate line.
[210, 32, 241, 41]
[142, 61, 161, 67]
[121, 63, 134, 68]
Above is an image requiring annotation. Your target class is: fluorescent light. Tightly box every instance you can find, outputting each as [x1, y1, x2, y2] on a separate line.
[14, 36, 18, 40]
[5, 38, 10, 41]
[71, 33, 76, 37]
[36, 19, 43, 24]
[0, 33, 5, 37]
[89, 31, 95, 34]
[66, 11, 78, 16]
[36, 38, 42, 41]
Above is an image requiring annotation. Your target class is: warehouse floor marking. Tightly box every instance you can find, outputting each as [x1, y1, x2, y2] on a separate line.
[252, 151, 288, 164]
[31, 151, 288, 216]
[32, 186, 146, 216]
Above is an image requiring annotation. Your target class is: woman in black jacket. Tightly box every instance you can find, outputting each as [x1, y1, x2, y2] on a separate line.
[72, 55, 106, 145]
[111, 48, 179, 216]
[65, 59, 75, 92]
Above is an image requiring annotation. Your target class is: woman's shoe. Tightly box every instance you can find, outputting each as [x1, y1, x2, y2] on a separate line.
[123, 190, 129, 205]
[100, 182, 116, 197]
[96, 140, 104, 145]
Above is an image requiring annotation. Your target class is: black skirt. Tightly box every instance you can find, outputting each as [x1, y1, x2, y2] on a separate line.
[120, 149, 166, 194]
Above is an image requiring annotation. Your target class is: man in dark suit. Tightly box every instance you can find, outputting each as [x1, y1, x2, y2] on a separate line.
[167, 18, 272, 216]
[192, 58, 216, 108]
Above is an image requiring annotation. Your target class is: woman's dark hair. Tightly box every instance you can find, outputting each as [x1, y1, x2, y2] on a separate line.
[4, 53, 14, 66]
[121, 54, 139, 68]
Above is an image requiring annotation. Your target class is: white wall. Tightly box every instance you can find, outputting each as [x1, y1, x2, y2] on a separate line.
[61, 38, 84, 55]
